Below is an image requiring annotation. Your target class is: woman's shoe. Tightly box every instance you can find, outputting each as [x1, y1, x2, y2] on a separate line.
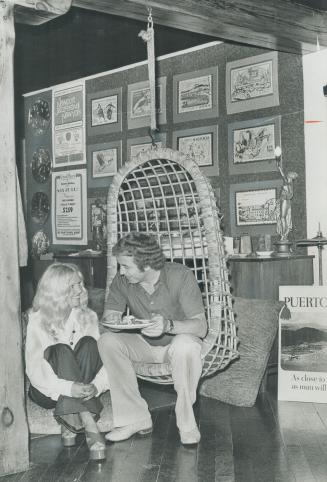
[85, 431, 106, 461]
[55, 414, 84, 434]
[61, 425, 77, 447]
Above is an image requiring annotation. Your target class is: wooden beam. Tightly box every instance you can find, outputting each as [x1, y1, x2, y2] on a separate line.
[14, 0, 72, 25]
[73, 0, 327, 54]
[0, 0, 29, 477]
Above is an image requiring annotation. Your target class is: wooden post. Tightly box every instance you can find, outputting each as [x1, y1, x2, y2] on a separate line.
[0, 0, 29, 476]
[15, 0, 72, 24]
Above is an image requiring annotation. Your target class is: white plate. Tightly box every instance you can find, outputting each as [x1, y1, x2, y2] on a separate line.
[101, 320, 155, 330]
[256, 250, 274, 257]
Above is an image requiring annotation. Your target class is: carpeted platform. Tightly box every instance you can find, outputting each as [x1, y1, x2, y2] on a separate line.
[27, 382, 176, 435]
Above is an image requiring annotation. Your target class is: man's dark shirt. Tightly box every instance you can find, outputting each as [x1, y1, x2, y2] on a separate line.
[105, 262, 205, 346]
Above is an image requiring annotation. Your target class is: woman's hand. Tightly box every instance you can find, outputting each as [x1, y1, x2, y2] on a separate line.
[82, 383, 98, 401]
[71, 382, 97, 400]
[141, 313, 168, 338]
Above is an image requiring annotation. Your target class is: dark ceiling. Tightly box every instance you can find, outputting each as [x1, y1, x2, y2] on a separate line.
[14, 7, 212, 96]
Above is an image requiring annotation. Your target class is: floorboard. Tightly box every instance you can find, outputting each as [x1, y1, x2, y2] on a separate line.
[4, 379, 327, 482]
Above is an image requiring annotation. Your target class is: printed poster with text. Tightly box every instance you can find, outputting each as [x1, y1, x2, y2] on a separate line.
[278, 285, 327, 403]
[52, 169, 87, 245]
[52, 81, 86, 167]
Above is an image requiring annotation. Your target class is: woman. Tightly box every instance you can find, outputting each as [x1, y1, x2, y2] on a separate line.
[25, 262, 109, 461]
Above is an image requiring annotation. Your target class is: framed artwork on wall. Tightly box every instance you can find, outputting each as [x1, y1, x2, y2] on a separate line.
[226, 52, 279, 114]
[87, 140, 121, 188]
[127, 134, 167, 161]
[86, 87, 122, 136]
[172, 125, 218, 176]
[52, 82, 86, 167]
[173, 66, 218, 123]
[127, 77, 167, 129]
[228, 115, 281, 174]
[230, 179, 283, 236]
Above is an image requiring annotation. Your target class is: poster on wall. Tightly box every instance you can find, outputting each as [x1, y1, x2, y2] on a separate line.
[52, 81, 86, 167]
[278, 286, 327, 403]
[52, 169, 87, 245]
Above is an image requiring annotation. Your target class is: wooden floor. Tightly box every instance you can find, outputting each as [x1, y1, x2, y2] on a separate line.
[3, 378, 327, 482]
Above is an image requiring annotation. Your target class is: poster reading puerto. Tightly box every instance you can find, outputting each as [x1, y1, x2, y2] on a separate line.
[52, 81, 86, 167]
[278, 286, 327, 403]
[52, 169, 87, 245]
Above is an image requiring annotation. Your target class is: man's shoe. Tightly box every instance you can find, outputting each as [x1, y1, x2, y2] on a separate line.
[105, 418, 153, 442]
[179, 427, 201, 445]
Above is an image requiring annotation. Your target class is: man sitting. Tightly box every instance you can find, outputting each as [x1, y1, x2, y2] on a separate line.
[98, 232, 207, 445]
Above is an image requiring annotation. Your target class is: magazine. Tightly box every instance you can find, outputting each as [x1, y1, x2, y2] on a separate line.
[278, 285, 327, 402]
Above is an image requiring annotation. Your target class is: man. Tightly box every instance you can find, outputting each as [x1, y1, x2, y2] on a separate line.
[98, 232, 207, 445]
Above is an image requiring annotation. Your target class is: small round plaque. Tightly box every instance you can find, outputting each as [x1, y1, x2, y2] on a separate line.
[28, 99, 51, 135]
[31, 191, 50, 225]
[31, 147, 52, 183]
[31, 230, 50, 257]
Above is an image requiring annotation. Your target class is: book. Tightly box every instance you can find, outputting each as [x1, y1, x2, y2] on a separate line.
[278, 285, 327, 403]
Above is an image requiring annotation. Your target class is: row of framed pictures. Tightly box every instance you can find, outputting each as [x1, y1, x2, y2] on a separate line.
[88, 50, 279, 135]
[87, 126, 218, 188]
[27, 51, 279, 140]
[87, 68, 217, 134]
[87, 112, 281, 187]
[28, 111, 281, 199]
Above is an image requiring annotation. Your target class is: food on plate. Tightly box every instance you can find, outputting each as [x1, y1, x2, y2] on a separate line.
[121, 315, 150, 325]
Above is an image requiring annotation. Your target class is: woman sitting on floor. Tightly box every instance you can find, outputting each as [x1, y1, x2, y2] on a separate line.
[25, 262, 109, 461]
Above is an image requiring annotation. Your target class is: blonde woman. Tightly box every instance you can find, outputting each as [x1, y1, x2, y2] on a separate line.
[25, 262, 109, 461]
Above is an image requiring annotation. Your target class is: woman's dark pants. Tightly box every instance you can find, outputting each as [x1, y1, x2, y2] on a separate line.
[28, 336, 103, 421]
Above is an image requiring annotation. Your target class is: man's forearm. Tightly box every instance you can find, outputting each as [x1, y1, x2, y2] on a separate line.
[167, 314, 207, 339]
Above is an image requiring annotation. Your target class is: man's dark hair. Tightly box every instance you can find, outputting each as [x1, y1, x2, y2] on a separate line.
[113, 232, 166, 271]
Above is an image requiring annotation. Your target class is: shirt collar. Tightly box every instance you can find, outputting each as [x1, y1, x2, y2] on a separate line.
[154, 264, 167, 288]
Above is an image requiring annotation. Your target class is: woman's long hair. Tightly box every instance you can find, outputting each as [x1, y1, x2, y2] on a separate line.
[31, 262, 94, 340]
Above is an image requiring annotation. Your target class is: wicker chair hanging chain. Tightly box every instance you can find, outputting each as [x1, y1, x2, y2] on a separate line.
[138, 8, 157, 135]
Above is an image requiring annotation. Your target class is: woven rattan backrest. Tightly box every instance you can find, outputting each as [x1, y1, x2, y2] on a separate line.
[106, 147, 238, 379]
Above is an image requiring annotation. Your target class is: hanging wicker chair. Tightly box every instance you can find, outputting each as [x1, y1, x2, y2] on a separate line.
[105, 146, 239, 384]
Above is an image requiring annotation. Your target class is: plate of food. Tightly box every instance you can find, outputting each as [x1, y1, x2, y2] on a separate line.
[101, 315, 155, 330]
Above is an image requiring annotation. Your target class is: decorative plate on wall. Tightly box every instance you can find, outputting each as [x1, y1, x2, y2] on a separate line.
[31, 147, 52, 183]
[31, 230, 50, 258]
[31, 191, 50, 224]
[28, 99, 51, 135]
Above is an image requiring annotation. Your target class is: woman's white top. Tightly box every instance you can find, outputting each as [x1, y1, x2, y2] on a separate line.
[25, 307, 109, 401]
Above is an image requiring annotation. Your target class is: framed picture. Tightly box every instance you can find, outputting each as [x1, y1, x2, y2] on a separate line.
[173, 67, 218, 122]
[127, 134, 167, 162]
[226, 52, 279, 114]
[230, 180, 283, 236]
[172, 125, 218, 176]
[127, 77, 166, 129]
[228, 115, 281, 174]
[86, 88, 122, 136]
[87, 141, 121, 188]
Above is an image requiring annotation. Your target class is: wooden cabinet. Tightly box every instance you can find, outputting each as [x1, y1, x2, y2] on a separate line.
[228, 254, 314, 373]
[228, 254, 314, 300]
